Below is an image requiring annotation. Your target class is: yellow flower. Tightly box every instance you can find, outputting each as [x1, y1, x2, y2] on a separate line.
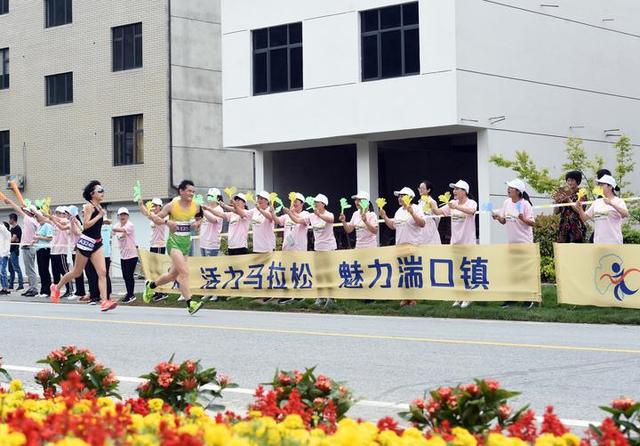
[0, 424, 27, 446]
[178, 424, 200, 436]
[535, 433, 567, 446]
[52, 439, 91, 446]
[248, 410, 262, 418]
[9, 380, 23, 392]
[203, 424, 232, 446]
[189, 406, 205, 418]
[425, 435, 448, 446]
[452, 427, 478, 446]
[148, 398, 164, 413]
[282, 414, 305, 430]
[97, 397, 114, 408]
[562, 433, 581, 446]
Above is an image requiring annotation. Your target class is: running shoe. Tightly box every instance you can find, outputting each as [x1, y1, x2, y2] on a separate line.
[188, 300, 204, 315]
[452, 301, 461, 307]
[79, 295, 91, 302]
[278, 298, 295, 305]
[177, 295, 187, 302]
[101, 300, 118, 312]
[460, 301, 471, 308]
[50, 284, 61, 303]
[121, 295, 136, 304]
[152, 293, 167, 303]
[142, 281, 154, 304]
[66, 294, 78, 301]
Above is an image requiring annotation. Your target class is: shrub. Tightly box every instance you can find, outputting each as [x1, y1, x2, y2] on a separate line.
[35, 345, 119, 398]
[137, 355, 236, 412]
[623, 225, 640, 245]
[400, 379, 528, 434]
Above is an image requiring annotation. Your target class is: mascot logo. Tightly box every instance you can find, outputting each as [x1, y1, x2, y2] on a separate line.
[595, 254, 640, 302]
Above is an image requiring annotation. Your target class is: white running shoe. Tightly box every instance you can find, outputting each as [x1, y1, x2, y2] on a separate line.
[36, 293, 49, 298]
[460, 301, 471, 308]
[452, 301, 461, 307]
[67, 294, 78, 301]
[177, 295, 187, 302]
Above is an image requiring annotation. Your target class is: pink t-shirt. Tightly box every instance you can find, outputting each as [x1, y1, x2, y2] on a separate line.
[200, 211, 223, 250]
[115, 221, 138, 260]
[278, 211, 309, 251]
[419, 197, 441, 245]
[149, 221, 167, 248]
[249, 208, 275, 253]
[500, 198, 534, 244]
[225, 211, 250, 250]
[442, 199, 477, 245]
[350, 211, 378, 248]
[69, 220, 81, 249]
[586, 197, 627, 245]
[51, 222, 71, 256]
[307, 212, 336, 251]
[393, 205, 423, 245]
[22, 215, 39, 245]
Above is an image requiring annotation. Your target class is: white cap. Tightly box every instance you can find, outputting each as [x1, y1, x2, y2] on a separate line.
[449, 180, 470, 193]
[55, 206, 66, 214]
[393, 187, 415, 198]
[233, 193, 247, 202]
[506, 179, 526, 193]
[351, 191, 370, 200]
[257, 190, 271, 201]
[293, 192, 305, 203]
[151, 198, 163, 206]
[314, 194, 329, 205]
[23, 205, 38, 214]
[207, 188, 221, 198]
[117, 207, 129, 215]
[597, 174, 617, 188]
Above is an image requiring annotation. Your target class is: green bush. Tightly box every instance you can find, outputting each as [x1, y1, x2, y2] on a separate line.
[533, 214, 559, 283]
[540, 256, 556, 283]
[623, 225, 640, 244]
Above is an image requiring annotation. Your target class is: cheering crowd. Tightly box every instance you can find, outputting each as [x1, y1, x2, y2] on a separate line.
[0, 168, 631, 314]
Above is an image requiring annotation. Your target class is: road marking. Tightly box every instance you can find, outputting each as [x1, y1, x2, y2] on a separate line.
[1, 312, 639, 354]
[3, 365, 595, 427]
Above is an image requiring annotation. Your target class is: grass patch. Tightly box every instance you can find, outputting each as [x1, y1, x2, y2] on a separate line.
[131, 285, 640, 325]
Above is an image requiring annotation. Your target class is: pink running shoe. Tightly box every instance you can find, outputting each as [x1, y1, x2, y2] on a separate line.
[50, 284, 61, 303]
[100, 300, 118, 312]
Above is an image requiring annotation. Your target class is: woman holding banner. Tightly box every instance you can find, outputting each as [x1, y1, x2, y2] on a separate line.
[210, 193, 251, 256]
[339, 191, 378, 249]
[306, 194, 336, 306]
[418, 180, 441, 245]
[492, 179, 536, 309]
[574, 175, 628, 244]
[380, 187, 425, 307]
[433, 179, 478, 308]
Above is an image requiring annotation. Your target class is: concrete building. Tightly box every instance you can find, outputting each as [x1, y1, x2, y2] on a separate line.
[0, 0, 253, 269]
[222, 0, 640, 243]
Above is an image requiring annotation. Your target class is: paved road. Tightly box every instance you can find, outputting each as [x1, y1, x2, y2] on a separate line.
[0, 298, 639, 426]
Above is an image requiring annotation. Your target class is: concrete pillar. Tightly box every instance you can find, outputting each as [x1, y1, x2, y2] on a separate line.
[476, 130, 491, 244]
[254, 150, 273, 193]
[356, 140, 378, 200]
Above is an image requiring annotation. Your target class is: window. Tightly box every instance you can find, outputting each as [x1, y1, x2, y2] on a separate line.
[0, 0, 8, 15]
[45, 72, 73, 106]
[361, 2, 419, 81]
[0, 48, 8, 90]
[0, 131, 8, 176]
[112, 23, 143, 71]
[113, 114, 143, 166]
[252, 22, 302, 95]
[45, 0, 72, 28]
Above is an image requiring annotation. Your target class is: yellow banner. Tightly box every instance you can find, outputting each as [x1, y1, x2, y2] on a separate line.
[139, 244, 541, 302]
[555, 243, 640, 309]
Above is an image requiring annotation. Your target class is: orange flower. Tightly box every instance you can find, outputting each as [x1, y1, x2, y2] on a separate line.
[612, 398, 636, 411]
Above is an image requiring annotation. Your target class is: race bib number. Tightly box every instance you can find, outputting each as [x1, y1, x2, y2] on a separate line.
[175, 221, 191, 236]
[77, 235, 98, 252]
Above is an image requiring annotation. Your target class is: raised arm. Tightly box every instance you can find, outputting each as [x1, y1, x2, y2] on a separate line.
[3, 197, 26, 218]
[340, 213, 355, 234]
[406, 205, 425, 228]
[379, 209, 395, 230]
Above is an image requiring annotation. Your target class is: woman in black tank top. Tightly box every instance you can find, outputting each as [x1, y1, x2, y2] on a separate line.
[50, 180, 117, 312]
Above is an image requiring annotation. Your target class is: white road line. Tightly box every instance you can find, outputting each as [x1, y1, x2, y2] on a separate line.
[3, 365, 596, 427]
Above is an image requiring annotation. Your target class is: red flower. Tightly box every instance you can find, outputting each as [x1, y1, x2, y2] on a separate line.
[158, 373, 174, 388]
[102, 372, 117, 387]
[460, 384, 480, 395]
[498, 404, 512, 420]
[36, 368, 52, 381]
[181, 378, 197, 391]
[218, 374, 230, 386]
[137, 381, 151, 393]
[541, 406, 569, 435]
[184, 360, 196, 375]
[315, 375, 332, 392]
[485, 380, 500, 391]
[594, 418, 629, 446]
[294, 370, 303, 383]
[427, 400, 441, 415]
[278, 372, 292, 386]
[48, 349, 66, 362]
[377, 417, 404, 436]
[611, 398, 636, 411]
[412, 398, 426, 410]
[437, 387, 453, 400]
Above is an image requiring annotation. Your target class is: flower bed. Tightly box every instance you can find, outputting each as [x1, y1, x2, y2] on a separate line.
[0, 347, 638, 446]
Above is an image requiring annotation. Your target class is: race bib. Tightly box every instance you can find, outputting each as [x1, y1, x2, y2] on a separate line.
[77, 234, 98, 251]
[174, 221, 191, 236]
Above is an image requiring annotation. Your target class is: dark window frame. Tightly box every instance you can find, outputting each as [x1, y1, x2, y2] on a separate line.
[45, 0, 72, 28]
[0, 0, 9, 15]
[0, 130, 9, 176]
[112, 22, 143, 72]
[45, 72, 73, 106]
[252, 22, 303, 95]
[360, 2, 420, 81]
[113, 114, 144, 166]
[0, 48, 8, 90]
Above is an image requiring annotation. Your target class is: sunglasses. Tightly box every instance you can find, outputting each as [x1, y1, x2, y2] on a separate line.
[95, 187, 105, 193]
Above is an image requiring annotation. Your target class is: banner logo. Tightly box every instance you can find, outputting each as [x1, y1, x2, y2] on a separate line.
[595, 254, 640, 302]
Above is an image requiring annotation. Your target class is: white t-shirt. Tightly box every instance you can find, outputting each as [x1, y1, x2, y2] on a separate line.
[442, 199, 477, 245]
[586, 197, 627, 245]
